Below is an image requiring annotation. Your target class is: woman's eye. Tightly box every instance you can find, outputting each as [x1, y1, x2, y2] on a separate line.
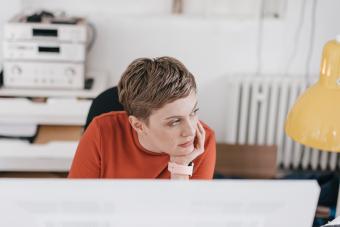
[190, 108, 199, 116]
[169, 120, 180, 126]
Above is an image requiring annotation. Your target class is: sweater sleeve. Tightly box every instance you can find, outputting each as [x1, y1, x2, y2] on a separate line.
[191, 125, 216, 179]
[68, 119, 102, 178]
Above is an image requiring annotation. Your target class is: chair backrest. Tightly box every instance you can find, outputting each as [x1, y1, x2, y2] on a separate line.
[85, 86, 124, 130]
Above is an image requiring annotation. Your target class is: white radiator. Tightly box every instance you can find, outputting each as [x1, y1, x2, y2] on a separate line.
[224, 75, 339, 171]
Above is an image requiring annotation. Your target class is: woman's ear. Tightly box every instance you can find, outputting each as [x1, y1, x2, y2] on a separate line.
[128, 115, 145, 134]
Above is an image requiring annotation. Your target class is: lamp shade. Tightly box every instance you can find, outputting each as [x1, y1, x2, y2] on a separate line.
[285, 39, 340, 152]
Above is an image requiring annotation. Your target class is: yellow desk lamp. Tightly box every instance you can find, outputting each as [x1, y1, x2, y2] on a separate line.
[285, 37, 340, 152]
[285, 37, 340, 219]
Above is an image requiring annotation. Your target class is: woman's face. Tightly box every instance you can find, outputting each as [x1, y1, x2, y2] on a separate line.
[143, 91, 199, 157]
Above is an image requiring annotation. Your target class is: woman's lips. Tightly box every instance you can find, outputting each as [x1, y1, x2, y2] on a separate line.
[178, 140, 194, 148]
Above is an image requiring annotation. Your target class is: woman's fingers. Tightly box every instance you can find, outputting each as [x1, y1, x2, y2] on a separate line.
[188, 122, 205, 161]
[195, 123, 202, 148]
[199, 122, 206, 141]
[196, 122, 205, 152]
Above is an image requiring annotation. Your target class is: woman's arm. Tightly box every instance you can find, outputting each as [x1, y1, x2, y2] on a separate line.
[191, 129, 216, 179]
[68, 119, 102, 178]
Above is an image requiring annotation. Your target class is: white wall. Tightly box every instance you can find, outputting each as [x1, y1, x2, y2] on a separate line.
[1, 0, 340, 141]
[0, 0, 22, 64]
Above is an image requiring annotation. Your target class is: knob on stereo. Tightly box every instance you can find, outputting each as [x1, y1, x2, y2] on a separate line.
[11, 65, 22, 75]
[65, 67, 76, 77]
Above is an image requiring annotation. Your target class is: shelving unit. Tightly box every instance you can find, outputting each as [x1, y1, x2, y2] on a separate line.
[0, 72, 109, 172]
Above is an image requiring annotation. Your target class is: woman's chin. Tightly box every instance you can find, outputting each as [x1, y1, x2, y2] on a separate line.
[173, 145, 194, 156]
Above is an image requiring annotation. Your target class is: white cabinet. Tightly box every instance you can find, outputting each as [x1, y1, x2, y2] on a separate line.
[0, 72, 109, 172]
[0, 140, 76, 171]
[0, 98, 91, 125]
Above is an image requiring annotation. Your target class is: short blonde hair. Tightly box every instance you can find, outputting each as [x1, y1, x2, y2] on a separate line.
[118, 56, 197, 121]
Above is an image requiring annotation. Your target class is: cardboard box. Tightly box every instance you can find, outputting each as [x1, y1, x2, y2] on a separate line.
[34, 125, 83, 144]
[215, 143, 277, 179]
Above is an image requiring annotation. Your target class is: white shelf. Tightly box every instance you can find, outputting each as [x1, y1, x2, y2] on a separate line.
[0, 71, 109, 172]
[0, 97, 92, 125]
[0, 140, 76, 172]
[0, 71, 109, 98]
[0, 71, 111, 125]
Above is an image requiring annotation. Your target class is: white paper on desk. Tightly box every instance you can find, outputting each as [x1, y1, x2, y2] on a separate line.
[0, 180, 320, 227]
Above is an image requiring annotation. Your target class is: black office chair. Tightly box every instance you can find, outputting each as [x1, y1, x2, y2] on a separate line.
[84, 86, 124, 130]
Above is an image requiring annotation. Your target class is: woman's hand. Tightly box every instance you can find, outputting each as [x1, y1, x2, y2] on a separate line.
[170, 121, 206, 166]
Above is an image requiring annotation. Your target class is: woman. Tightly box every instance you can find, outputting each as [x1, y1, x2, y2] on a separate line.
[68, 56, 216, 179]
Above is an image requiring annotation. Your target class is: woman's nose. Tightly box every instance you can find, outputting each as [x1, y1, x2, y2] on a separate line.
[181, 120, 196, 137]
